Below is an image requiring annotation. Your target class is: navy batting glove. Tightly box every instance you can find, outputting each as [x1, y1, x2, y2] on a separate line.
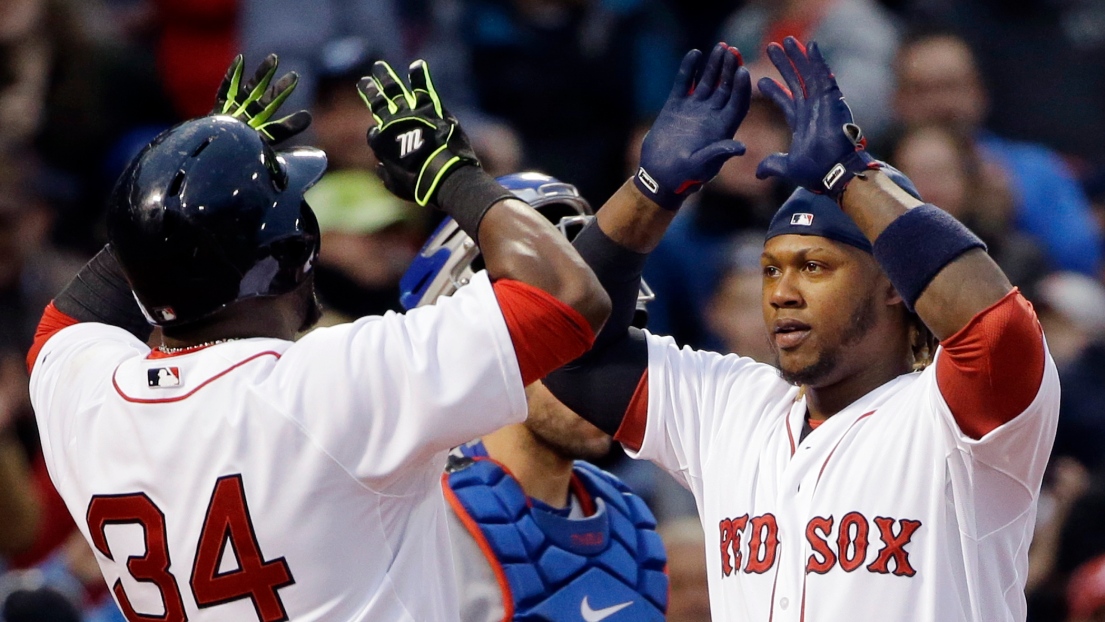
[634, 43, 752, 211]
[755, 38, 877, 200]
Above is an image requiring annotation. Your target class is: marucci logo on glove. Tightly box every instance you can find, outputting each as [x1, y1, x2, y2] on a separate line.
[397, 129, 425, 158]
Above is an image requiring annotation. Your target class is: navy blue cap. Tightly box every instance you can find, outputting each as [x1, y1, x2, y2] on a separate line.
[765, 162, 922, 253]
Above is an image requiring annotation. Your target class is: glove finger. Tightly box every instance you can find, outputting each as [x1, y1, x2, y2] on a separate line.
[765, 42, 805, 100]
[694, 43, 727, 100]
[258, 110, 312, 144]
[371, 61, 415, 113]
[356, 77, 388, 124]
[756, 153, 789, 180]
[711, 45, 742, 108]
[805, 41, 841, 95]
[253, 72, 299, 125]
[238, 54, 279, 114]
[725, 66, 753, 136]
[213, 54, 244, 115]
[669, 49, 703, 98]
[782, 38, 820, 90]
[408, 60, 445, 118]
[694, 140, 747, 171]
[757, 77, 796, 129]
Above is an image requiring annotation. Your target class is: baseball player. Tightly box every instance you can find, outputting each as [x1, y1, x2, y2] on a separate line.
[401, 171, 667, 622]
[542, 40, 1060, 621]
[25, 55, 610, 621]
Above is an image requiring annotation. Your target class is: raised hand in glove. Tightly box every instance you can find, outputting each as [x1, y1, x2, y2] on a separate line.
[212, 54, 311, 144]
[755, 38, 877, 200]
[634, 43, 751, 211]
[357, 60, 480, 208]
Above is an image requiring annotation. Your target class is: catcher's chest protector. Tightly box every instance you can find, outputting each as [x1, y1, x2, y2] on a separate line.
[445, 452, 668, 621]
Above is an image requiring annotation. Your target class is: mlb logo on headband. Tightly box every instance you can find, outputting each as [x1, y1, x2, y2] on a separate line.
[790, 213, 814, 226]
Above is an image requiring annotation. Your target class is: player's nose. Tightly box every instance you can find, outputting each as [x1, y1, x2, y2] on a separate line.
[768, 270, 803, 309]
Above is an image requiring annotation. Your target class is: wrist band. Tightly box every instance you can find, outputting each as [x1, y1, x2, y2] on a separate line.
[872, 204, 986, 311]
[823, 149, 877, 200]
[632, 166, 699, 211]
[435, 165, 515, 244]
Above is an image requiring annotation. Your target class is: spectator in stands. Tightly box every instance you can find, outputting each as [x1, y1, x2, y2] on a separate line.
[705, 233, 775, 364]
[892, 29, 1102, 276]
[305, 39, 426, 321]
[1034, 273, 1105, 473]
[421, 0, 683, 204]
[240, 0, 403, 112]
[902, 0, 1105, 170]
[1068, 554, 1105, 622]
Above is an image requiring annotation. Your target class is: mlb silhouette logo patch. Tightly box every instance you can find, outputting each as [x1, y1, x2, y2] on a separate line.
[791, 213, 814, 226]
[148, 367, 181, 388]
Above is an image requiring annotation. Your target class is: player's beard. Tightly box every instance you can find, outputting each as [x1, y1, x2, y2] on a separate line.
[775, 291, 877, 387]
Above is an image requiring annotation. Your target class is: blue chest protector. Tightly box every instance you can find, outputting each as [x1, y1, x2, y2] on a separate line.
[445, 442, 667, 621]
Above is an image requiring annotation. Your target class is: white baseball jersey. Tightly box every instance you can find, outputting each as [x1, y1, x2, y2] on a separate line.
[29, 271, 527, 622]
[630, 331, 1060, 622]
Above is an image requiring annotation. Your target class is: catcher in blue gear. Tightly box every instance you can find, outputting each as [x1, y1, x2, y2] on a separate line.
[401, 172, 666, 622]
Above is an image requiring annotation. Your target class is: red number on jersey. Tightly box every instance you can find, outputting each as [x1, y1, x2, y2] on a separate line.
[190, 475, 294, 621]
[86, 493, 188, 622]
[86, 476, 295, 622]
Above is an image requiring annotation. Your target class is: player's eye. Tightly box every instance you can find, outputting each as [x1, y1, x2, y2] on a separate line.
[803, 262, 823, 273]
[762, 265, 780, 279]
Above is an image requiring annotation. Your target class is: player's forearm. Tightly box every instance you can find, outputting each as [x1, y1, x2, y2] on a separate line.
[477, 198, 610, 333]
[594, 180, 677, 254]
[841, 171, 1012, 340]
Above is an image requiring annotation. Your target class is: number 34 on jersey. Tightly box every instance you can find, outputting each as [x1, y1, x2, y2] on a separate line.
[86, 474, 294, 622]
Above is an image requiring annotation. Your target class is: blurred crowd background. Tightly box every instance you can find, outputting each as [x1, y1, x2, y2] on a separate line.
[1, 0, 1104, 620]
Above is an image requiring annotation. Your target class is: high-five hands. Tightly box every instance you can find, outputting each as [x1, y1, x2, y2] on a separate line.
[634, 43, 752, 211]
[755, 37, 877, 200]
[212, 54, 311, 144]
[357, 60, 480, 208]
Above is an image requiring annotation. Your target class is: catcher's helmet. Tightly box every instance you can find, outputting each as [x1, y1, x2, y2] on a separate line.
[107, 116, 326, 327]
[399, 172, 654, 323]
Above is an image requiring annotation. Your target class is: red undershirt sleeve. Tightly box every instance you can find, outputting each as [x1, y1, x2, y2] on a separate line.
[935, 288, 1045, 440]
[491, 279, 596, 386]
[26, 302, 80, 374]
[614, 371, 649, 452]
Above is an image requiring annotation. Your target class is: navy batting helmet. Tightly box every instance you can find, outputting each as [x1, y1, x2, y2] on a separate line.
[107, 116, 326, 327]
[399, 172, 654, 323]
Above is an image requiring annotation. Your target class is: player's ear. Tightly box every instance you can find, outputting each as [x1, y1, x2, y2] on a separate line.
[877, 270, 903, 307]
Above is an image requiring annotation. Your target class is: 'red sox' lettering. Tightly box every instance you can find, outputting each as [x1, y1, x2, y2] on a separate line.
[718, 512, 922, 577]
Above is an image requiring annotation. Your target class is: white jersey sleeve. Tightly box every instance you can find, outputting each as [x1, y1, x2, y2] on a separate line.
[29, 323, 149, 475]
[629, 331, 794, 492]
[926, 342, 1061, 536]
[267, 270, 528, 489]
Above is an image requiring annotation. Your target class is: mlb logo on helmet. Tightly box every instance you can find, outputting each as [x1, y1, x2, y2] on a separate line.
[148, 367, 181, 388]
[791, 213, 814, 226]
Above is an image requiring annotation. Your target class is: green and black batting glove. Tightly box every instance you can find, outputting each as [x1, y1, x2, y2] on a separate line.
[212, 54, 312, 144]
[357, 60, 481, 208]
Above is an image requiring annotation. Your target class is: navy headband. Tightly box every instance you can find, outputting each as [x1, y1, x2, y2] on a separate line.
[765, 163, 922, 254]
